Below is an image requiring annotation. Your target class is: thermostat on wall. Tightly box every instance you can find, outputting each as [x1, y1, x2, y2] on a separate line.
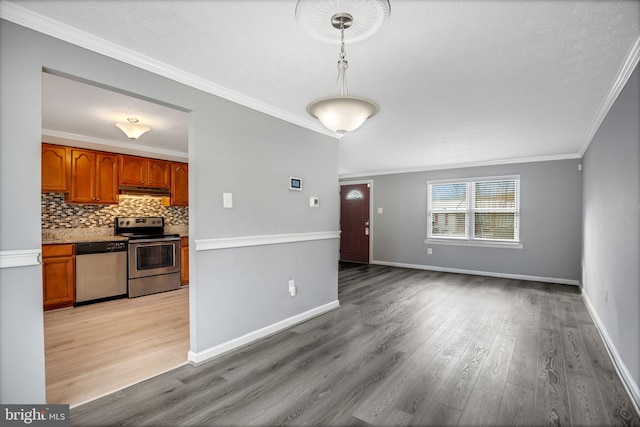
[289, 176, 302, 191]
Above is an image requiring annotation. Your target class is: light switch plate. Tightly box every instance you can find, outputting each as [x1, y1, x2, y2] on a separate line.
[223, 193, 233, 208]
[309, 196, 319, 207]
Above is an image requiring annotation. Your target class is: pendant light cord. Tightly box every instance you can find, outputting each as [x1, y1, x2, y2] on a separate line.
[334, 21, 349, 97]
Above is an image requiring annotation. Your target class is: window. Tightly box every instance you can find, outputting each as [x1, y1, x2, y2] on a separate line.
[427, 176, 520, 244]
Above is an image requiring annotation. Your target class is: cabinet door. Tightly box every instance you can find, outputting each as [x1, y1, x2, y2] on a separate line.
[95, 153, 119, 204]
[42, 144, 69, 192]
[42, 245, 75, 311]
[171, 163, 189, 206]
[180, 237, 189, 286]
[148, 159, 170, 188]
[70, 149, 97, 203]
[120, 155, 147, 186]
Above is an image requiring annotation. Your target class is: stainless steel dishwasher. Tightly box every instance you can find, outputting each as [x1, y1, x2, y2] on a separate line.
[75, 241, 128, 304]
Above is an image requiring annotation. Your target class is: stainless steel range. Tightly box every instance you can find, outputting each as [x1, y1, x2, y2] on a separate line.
[115, 216, 181, 298]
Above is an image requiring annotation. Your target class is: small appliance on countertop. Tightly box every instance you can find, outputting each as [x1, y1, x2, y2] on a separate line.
[115, 216, 181, 298]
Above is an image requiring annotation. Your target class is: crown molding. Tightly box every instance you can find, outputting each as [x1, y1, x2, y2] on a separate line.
[0, 1, 338, 140]
[579, 34, 640, 157]
[339, 153, 581, 179]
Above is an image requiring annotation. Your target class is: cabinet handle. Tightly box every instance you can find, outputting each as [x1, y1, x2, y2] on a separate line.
[141, 180, 145, 184]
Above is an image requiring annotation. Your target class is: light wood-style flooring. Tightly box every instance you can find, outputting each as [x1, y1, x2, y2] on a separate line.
[70, 263, 639, 426]
[45, 288, 189, 408]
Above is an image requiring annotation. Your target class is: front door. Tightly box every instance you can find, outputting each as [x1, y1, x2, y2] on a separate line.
[340, 183, 370, 263]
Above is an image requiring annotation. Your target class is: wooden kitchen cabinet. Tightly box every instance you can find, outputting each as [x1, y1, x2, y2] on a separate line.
[120, 155, 170, 188]
[42, 144, 69, 192]
[69, 149, 119, 204]
[180, 236, 189, 286]
[42, 244, 75, 311]
[163, 162, 188, 206]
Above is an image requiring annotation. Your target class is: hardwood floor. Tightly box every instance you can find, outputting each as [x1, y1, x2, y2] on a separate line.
[70, 263, 639, 426]
[45, 287, 189, 408]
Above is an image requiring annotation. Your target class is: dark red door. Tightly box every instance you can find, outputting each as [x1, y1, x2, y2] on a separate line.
[340, 183, 370, 263]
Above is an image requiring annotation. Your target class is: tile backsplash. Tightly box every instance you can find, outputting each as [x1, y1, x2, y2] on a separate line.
[42, 193, 188, 229]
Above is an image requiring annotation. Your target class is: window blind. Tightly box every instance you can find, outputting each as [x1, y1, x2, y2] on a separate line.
[427, 176, 520, 243]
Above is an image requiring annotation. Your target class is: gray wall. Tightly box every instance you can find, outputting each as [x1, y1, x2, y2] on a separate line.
[0, 19, 338, 403]
[582, 65, 639, 388]
[343, 159, 583, 282]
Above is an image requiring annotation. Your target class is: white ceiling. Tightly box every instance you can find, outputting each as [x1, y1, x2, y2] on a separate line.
[3, 0, 640, 176]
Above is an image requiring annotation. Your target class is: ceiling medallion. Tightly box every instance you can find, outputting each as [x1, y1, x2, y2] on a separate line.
[295, 0, 391, 44]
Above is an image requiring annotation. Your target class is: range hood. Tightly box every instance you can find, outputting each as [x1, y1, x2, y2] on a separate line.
[119, 185, 170, 196]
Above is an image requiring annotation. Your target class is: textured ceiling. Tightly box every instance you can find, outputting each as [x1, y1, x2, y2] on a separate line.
[3, 0, 639, 176]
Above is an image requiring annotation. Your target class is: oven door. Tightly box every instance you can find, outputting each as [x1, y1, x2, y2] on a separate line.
[128, 239, 180, 279]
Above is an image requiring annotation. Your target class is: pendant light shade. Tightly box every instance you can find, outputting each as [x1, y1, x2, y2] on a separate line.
[307, 96, 379, 135]
[300, 8, 387, 136]
[115, 118, 150, 140]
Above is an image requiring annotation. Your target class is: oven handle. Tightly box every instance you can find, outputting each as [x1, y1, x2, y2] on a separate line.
[129, 237, 180, 244]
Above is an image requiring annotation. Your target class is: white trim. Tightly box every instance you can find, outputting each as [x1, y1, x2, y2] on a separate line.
[424, 238, 523, 249]
[195, 231, 340, 251]
[0, 2, 337, 140]
[339, 153, 580, 179]
[370, 260, 581, 286]
[579, 34, 640, 157]
[581, 291, 640, 412]
[188, 300, 340, 364]
[340, 180, 374, 263]
[426, 174, 521, 185]
[0, 249, 41, 269]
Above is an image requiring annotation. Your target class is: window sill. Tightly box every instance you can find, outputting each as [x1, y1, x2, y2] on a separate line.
[424, 238, 523, 249]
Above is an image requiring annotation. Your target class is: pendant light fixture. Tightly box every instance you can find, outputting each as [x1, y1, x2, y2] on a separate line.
[115, 117, 150, 140]
[306, 12, 379, 136]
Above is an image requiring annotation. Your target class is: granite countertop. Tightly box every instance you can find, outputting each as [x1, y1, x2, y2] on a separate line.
[42, 235, 129, 245]
[42, 225, 188, 245]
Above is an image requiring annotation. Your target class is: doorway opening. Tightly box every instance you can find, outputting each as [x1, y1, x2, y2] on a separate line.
[41, 70, 191, 407]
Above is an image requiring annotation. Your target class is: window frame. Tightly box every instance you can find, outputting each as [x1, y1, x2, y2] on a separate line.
[426, 175, 522, 248]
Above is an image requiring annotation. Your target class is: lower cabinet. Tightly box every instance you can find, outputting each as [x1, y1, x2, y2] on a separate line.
[180, 236, 189, 286]
[42, 244, 75, 311]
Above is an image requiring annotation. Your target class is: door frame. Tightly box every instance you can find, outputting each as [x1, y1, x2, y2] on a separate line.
[339, 179, 374, 263]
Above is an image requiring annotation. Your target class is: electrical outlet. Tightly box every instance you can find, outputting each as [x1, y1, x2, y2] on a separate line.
[427, 248, 433, 255]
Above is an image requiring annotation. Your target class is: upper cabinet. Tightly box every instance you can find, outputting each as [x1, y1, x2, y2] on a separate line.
[42, 144, 186, 205]
[120, 155, 170, 189]
[171, 162, 188, 206]
[42, 144, 69, 192]
[69, 149, 119, 204]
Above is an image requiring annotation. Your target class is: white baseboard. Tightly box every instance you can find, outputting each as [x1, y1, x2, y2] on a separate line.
[582, 292, 640, 412]
[188, 300, 340, 364]
[371, 260, 580, 286]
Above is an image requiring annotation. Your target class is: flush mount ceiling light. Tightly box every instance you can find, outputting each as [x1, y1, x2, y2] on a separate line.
[297, 0, 390, 136]
[115, 118, 150, 140]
